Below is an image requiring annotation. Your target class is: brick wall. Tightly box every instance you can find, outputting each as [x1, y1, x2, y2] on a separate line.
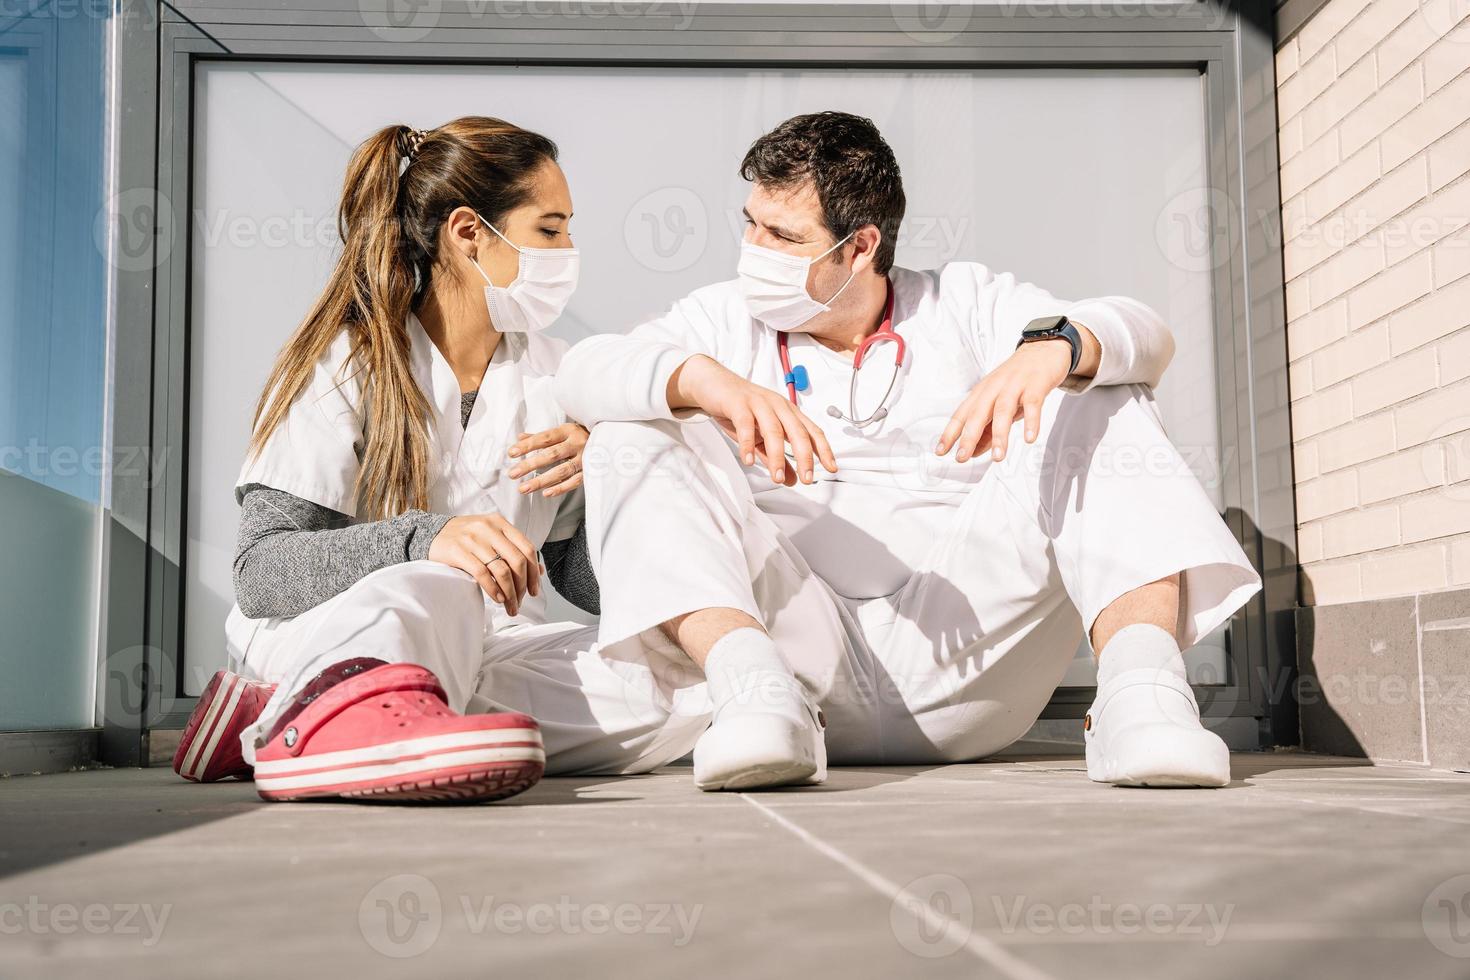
[1277, 0, 1470, 606]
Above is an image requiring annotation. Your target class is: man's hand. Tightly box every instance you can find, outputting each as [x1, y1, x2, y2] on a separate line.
[428, 513, 542, 617]
[668, 355, 838, 485]
[508, 423, 588, 498]
[936, 336, 1082, 463]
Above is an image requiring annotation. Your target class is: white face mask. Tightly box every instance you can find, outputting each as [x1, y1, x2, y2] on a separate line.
[737, 232, 855, 331]
[470, 212, 579, 333]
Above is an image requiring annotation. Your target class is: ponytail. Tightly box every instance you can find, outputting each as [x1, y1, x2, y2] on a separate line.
[247, 117, 557, 520]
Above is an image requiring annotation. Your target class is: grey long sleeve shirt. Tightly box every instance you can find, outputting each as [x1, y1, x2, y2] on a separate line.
[233, 390, 600, 620]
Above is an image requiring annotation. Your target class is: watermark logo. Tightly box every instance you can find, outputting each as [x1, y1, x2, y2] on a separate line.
[96, 187, 174, 273]
[1423, 874, 1470, 958]
[625, 187, 708, 273]
[359, 0, 443, 41]
[890, 2, 974, 43]
[1156, 186, 1233, 273]
[358, 874, 442, 958]
[891, 873, 973, 958]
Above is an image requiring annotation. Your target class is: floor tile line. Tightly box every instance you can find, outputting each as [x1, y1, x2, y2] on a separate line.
[739, 794, 1056, 980]
[1277, 794, 1470, 826]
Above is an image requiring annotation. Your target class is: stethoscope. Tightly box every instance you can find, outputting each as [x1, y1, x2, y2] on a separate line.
[776, 280, 903, 429]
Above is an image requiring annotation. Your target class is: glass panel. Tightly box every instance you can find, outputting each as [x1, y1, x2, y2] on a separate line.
[0, 10, 111, 730]
[188, 63, 1224, 692]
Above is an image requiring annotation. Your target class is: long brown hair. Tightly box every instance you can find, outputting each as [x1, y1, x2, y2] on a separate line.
[248, 117, 559, 519]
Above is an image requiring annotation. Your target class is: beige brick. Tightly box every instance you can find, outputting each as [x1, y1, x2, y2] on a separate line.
[1453, 535, 1470, 585]
[1298, 521, 1325, 563]
[1389, 273, 1470, 352]
[1314, 321, 1393, 388]
[1295, 440, 1321, 482]
[1300, 558, 1363, 604]
[1287, 275, 1311, 320]
[1337, 0, 1418, 70]
[1277, 37, 1301, 83]
[1289, 298, 1350, 357]
[1306, 142, 1383, 222]
[1395, 380, 1470, 448]
[1425, 25, 1470, 93]
[1352, 345, 1439, 414]
[1322, 504, 1401, 558]
[1433, 236, 1470, 286]
[1445, 429, 1470, 483]
[1298, 0, 1374, 61]
[1340, 65, 1423, 158]
[1382, 172, 1470, 268]
[1359, 441, 1446, 503]
[1281, 128, 1341, 203]
[1318, 410, 1398, 471]
[1290, 356, 1314, 400]
[1298, 468, 1360, 520]
[1402, 487, 1470, 541]
[1309, 238, 1387, 304]
[1382, 71, 1470, 171]
[1348, 251, 1435, 330]
[1361, 542, 1450, 598]
[1283, 193, 1313, 246]
[1280, 115, 1305, 163]
[1278, 46, 1338, 124]
[1441, 327, 1470, 384]
[1377, 0, 1452, 80]
[1428, 120, 1470, 191]
[1303, 57, 1378, 146]
[1292, 383, 1355, 438]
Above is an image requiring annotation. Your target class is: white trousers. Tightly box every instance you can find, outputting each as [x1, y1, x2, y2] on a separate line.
[230, 383, 1260, 770]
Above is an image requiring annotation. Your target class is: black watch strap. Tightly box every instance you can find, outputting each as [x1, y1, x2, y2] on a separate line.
[1017, 315, 1083, 374]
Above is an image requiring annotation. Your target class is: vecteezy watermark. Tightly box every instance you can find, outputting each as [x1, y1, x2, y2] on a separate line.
[357, 0, 698, 40]
[358, 874, 703, 958]
[625, 187, 709, 273]
[993, 895, 1235, 946]
[1424, 874, 1470, 958]
[891, 874, 975, 958]
[0, 898, 172, 947]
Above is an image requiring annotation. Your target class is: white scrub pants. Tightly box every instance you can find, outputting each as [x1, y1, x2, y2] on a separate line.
[232, 383, 1259, 770]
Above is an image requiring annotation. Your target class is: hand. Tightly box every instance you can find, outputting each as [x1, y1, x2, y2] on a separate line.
[427, 513, 542, 617]
[670, 355, 838, 485]
[508, 423, 588, 498]
[935, 339, 1072, 463]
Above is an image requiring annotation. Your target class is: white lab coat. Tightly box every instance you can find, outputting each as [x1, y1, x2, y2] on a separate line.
[225, 315, 589, 760]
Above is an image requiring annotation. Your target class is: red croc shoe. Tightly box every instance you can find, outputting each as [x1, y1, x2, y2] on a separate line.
[252, 663, 544, 803]
[173, 670, 277, 783]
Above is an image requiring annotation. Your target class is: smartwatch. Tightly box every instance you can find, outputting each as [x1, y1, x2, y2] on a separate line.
[1017, 315, 1082, 374]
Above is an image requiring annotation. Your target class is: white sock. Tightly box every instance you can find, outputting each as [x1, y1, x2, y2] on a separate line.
[1096, 623, 1187, 688]
[703, 627, 806, 722]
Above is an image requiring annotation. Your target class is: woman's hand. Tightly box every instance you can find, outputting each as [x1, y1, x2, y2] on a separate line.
[508, 423, 588, 498]
[669, 354, 838, 485]
[428, 513, 542, 617]
[935, 338, 1073, 463]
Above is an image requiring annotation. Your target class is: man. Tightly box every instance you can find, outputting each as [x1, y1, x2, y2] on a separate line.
[553, 111, 1260, 790]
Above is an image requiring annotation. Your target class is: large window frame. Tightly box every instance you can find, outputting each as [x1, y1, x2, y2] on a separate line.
[102, 0, 1295, 764]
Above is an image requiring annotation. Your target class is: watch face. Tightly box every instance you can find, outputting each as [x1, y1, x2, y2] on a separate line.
[1024, 314, 1068, 336]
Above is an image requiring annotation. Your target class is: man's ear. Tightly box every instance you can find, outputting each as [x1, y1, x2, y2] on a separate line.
[851, 223, 883, 275]
[443, 206, 482, 259]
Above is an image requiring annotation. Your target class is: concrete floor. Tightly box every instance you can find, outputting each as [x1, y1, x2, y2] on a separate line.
[2, 752, 1469, 979]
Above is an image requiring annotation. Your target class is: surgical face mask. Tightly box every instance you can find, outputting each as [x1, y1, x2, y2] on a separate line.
[737, 233, 855, 331]
[470, 212, 579, 334]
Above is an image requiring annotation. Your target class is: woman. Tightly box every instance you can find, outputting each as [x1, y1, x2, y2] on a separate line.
[172, 117, 599, 803]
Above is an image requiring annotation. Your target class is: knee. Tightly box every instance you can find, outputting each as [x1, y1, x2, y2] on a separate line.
[354, 560, 485, 616]
[582, 419, 688, 490]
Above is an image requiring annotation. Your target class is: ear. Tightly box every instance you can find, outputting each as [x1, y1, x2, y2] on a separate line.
[850, 223, 883, 276]
[443, 206, 482, 259]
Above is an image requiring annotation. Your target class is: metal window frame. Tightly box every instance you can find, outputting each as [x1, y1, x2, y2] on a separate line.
[101, 0, 1296, 763]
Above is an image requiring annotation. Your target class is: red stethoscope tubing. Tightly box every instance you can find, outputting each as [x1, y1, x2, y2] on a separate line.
[777, 279, 899, 406]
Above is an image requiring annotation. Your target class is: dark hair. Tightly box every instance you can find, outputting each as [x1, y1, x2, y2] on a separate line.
[251, 116, 558, 519]
[393, 117, 560, 302]
[739, 111, 905, 275]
